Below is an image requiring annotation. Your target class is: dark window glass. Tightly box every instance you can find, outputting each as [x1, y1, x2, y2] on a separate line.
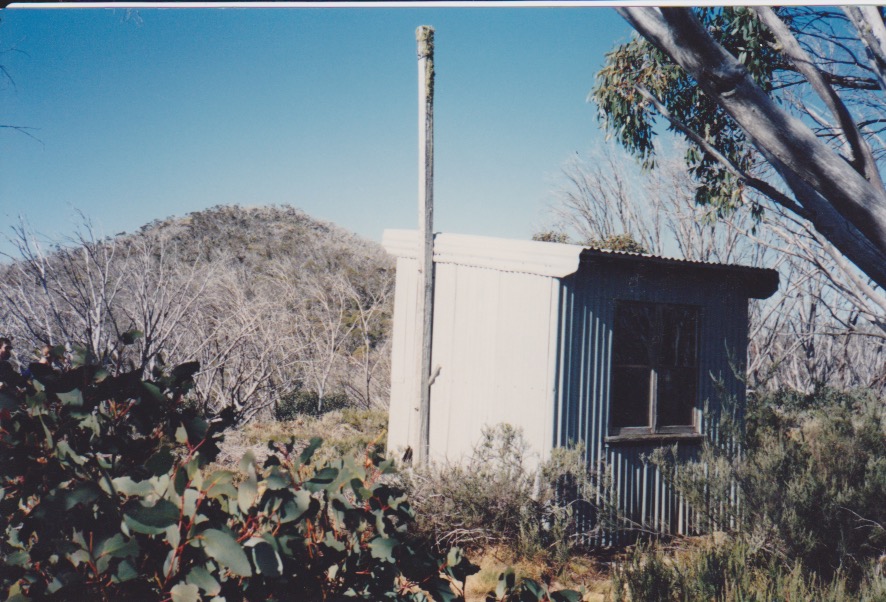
[660, 306, 697, 368]
[611, 366, 650, 428]
[610, 302, 699, 434]
[613, 304, 656, 365]
[657, 367, 696, 426]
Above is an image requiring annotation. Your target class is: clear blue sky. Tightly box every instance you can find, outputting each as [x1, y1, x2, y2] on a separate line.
[0, 5, 633, 253]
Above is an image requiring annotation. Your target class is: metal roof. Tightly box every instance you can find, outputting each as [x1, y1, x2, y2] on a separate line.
[577, 247, 779, 299]
[382, 229, 779, 299]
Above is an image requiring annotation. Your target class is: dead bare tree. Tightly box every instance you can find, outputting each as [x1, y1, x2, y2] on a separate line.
[0, 206, 395, 422]
[338, 262, 394, 408]
[545, 146, 886, 394]
[1, 216, 126, 365]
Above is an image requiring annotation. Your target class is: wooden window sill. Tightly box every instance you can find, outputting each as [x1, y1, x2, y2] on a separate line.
[605, 432, 703, 445]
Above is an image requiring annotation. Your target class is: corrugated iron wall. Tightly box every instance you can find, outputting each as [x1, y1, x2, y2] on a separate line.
[555, 260, 749, 544]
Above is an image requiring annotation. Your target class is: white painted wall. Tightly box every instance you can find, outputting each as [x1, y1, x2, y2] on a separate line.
[386, 254, 422, 456]
[383, 230, 581, 467]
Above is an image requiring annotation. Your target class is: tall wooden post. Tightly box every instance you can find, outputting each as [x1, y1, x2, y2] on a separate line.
[416, 25, 435, 464]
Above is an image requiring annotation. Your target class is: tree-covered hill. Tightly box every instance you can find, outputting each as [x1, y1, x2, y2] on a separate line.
[0, 204, 394, 423]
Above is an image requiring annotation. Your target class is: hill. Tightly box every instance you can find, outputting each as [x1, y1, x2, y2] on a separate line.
[0, 204, 394, 422]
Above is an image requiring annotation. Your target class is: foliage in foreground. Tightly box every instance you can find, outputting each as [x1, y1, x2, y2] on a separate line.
[0, 356, 481, 600]
[642, 386, 886, 596]
[609, 537, 886, 602]
[401, 425, 616, 572]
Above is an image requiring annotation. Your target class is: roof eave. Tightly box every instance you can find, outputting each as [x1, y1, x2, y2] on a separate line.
[382, 229, 583, 278]
[578, 249, 780, 299]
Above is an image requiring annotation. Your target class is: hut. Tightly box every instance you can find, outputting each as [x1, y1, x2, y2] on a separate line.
[383, 230, 778, 536]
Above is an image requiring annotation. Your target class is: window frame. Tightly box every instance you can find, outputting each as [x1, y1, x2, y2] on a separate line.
[607, 300, 701, 440]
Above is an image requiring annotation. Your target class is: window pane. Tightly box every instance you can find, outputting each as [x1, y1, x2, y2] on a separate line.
[611, 366, 651, 428]
[657, 367, 696, 426]
[660, 306, 698, 367]
[613, 303, 656, 365]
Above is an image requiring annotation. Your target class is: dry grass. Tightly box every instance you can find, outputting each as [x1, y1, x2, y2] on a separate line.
[463, 546, 611, 602]
[211, 407, 388, 472]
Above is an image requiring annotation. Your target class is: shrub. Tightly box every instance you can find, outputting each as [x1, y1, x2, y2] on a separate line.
[609, 537, 886, 602]
[650, 386, 886, 588]
[0, 356, 480, 600]
[401, 425, 612, 564]
[274, 386, 349, 420]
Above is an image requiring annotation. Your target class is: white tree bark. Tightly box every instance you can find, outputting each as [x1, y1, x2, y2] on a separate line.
[618, 7, 886, 289]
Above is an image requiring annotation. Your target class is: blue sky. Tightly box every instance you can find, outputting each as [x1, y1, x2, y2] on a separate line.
[0, 6, 633, 253]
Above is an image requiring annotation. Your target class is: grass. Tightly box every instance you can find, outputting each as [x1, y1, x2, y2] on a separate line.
[213, 407, 388, 471]
[463, 546, 610, 602]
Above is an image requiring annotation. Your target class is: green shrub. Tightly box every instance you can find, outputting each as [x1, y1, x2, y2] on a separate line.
[401, 425, 613, 564]
[0, 356, 480, 600]
[274, 386, 349, 420]
[609, 537, 886, 602]
[650, 386, 886, 589]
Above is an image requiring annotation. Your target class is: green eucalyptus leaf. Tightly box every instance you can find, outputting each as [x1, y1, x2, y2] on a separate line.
[4, 551, 29, 567]
[551, 590, 584, 602]
[281, 489, 314, 523]
[40, 416, 53, 448]
[205, 483, 237, 501]
[113, 476, 154, 497]
[251, 541, 282, 577]
[182, 488, 199, 519]
[163, 548, 180, 581]
[113, 560, 138, 583]
[56, 390, 83, 407]
[237, 480, 257, 515]
[306, 467, 338, 492]
[124, 499, 180, 534]
[200, 529, 252, 577]
[519, 578, 545, 597]
[203, 470, 234, 490]
[174, 465, 189, 495]
[368, 537, 397, 562]
[97, 533, 138, 559]
[299, 437, 323, 464]
[265, 468, 290, 490]
[186, 566, 221, 596]
[184, 415, 209, 442]
[68, 549, 91, 567]
[425, 576, 458, 602]
[56, 440, 86, 466]
[63, 482, 102, 510]
[142, 381, 165, 403]
[170, 583, 200, 602]
[350, 477, 372, 501]
[146, 446, 175, 476]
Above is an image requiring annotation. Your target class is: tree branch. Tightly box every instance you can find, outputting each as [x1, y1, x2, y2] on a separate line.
[617, 6, 886, 289]
[843, 6, 886, 94]
[633, 83, 808, 219]
[753, 6, 884, 193]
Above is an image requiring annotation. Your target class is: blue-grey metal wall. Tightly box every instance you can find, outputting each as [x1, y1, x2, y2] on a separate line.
[554, 259, 750, 544]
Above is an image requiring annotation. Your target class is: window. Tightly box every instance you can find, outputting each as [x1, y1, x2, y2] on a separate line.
[609, 301, 699, 437]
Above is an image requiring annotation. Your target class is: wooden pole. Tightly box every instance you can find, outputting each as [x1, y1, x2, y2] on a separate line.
[416, 25, 435, 465]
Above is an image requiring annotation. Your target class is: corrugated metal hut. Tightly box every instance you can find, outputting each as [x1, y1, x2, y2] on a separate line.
[383, 230, 778, 537]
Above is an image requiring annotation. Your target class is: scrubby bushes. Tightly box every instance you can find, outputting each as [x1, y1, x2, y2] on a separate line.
[401, 425, 609, 565]
[610, 537, 886, 602]
[273, 386, 350, 420]
[633, 386, 886, 597]
[0, 351, 480, 600]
